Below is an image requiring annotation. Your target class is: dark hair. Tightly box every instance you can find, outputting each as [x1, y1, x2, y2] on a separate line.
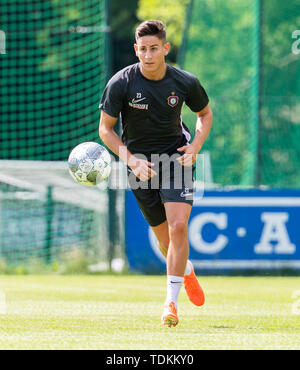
[135, 20, 166, 42]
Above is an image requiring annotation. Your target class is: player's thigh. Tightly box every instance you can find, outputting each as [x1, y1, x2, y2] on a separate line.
[160, 174, 193, 230]
[164, 202, 192, 231]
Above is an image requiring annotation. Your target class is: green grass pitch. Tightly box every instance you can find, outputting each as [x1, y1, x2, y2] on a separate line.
[0, 275, 299, 350]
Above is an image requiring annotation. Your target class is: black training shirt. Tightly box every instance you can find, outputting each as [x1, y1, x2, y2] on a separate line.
[99, 63, 209, 156]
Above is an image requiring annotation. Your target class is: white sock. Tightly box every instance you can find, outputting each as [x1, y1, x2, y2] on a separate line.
[165, 275, 184, 309]
[184, 260, 192, 276]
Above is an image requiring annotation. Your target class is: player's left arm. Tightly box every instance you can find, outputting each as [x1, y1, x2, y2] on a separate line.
[177, 104, 213, 166]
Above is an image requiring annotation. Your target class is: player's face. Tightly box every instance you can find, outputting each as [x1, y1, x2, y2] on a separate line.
[134, 36, 170, 75]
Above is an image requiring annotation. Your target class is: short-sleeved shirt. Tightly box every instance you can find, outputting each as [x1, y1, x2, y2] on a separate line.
[99, 63, 209, 157]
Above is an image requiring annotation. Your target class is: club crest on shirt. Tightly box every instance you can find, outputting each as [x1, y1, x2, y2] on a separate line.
[167, 92, 179, 107]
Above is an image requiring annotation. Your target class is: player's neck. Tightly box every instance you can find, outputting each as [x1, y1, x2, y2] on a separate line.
[139, 63, 167, 81]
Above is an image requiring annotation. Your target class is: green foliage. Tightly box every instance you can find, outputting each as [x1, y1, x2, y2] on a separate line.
[110, 0, 139, 71]
[60, 248, 90, 274]
[137, 0, 190, 62]
[183, 0, 257, 185]
[0, 0, 107, 161]
[110, 0, 139, 41]
[0, 258, 59, 275]
[259, 0, 300, 187]
[0, 249, 95, 275]
[36, 1, 105, 78]
[182, 0, 300, 187]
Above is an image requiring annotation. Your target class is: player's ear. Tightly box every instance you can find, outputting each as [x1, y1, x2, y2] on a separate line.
[164, 42, 171, 56]
[134, 43, 138, 56]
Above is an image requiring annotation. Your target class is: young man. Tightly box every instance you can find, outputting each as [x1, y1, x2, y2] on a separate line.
[99, 20, 213, 327]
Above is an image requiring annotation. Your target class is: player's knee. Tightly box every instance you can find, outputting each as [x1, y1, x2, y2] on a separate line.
[169, 220, 188, 236]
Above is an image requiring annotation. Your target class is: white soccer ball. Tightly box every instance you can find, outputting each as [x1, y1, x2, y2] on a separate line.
[68, 142, 111, 186]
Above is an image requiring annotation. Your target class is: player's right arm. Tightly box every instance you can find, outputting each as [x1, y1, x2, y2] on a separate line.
[99, 111, 157, 181]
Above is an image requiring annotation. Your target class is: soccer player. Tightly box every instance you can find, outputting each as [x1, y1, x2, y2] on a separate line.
[99, 20, 213, 327]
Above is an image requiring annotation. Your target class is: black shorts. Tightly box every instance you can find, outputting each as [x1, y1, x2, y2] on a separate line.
[127, 152, 195, 227]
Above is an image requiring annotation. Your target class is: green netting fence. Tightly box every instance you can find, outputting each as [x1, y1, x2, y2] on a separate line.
[180, 0, 300, 188]
[0, 0, 121, 269]
[0, 0, 108, 160]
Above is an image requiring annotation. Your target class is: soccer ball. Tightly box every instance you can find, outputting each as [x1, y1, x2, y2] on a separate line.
[68, 142, 111, 186]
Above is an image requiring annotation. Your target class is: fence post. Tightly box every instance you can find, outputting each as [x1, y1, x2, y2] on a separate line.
[45, 185, 53, 263]
[0, 30, 5, 54]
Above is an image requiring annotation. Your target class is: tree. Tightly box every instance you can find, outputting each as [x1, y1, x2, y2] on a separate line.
[137, 0, 189, 63]
[181, 0, 300, 187]
[110, 0, 139, 73]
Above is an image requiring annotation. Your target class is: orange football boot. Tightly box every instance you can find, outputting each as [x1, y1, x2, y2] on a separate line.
[184, 261, 205, 306]
[161, 301, 179, 327]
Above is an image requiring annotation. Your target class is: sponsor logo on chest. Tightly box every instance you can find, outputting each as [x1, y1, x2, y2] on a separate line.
[129, 93, 148, 110]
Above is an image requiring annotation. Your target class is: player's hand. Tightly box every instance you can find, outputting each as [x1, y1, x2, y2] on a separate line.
[128, 156, 157, 181]
[176, 144, 198, 167]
